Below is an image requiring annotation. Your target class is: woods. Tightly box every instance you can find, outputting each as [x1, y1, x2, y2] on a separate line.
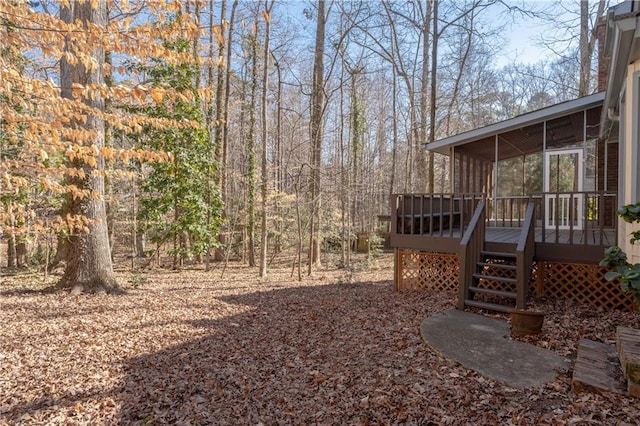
[6, 1, 640, 424]
[1, 0, 608, 284]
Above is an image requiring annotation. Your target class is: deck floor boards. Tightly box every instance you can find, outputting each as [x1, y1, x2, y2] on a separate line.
[485, 227, 615, 246]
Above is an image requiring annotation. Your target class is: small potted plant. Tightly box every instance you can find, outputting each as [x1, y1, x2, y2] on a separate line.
[600, 201, 640, 306]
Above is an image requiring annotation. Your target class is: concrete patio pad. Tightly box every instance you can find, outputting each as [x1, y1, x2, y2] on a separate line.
[420, 309, 570, 389]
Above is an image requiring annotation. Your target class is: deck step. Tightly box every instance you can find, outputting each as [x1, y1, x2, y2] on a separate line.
[463, 299, 513, 313]
[572, 339, 627, 396]
[469, 286, 517, 299]
[477, 261, 517, 270]
[472, 273, 517, 284]
[481, 251, 516, 260]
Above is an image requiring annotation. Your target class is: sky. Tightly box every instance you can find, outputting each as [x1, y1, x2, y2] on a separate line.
[496, 1, 572, 66]
[498, 0, 625, 66]
[215, 0, 622, 70]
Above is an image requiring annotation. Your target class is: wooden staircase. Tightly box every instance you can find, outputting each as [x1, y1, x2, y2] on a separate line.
[458, 203, 536, 313]
[464, 250, 519, 313]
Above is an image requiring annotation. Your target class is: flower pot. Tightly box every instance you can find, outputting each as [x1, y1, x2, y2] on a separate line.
[510, 309, 545, 337]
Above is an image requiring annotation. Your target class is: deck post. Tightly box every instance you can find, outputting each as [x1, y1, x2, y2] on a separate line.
[394, 248, 401, 290]
[515, 203, 536, 309]
[536, 261, 545, 296]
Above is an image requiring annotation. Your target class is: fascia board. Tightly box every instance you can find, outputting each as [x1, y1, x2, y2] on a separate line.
[428, 92, 605, 155]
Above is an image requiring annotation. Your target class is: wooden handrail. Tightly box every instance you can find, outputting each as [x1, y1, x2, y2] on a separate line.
[515, 203, 536, 309]
[390, 193, 484, 238]
[392, 191, 616, 247]
[458, 202, 486, 310]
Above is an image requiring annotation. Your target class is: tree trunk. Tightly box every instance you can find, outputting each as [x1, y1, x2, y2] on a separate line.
[205, 0, 218, 271]
[7, 231, 16, 269]
[382, 1, 423, 192]
[259, 1, 274, 278]
[136, 233, 146, 258]
[350, 69, 363, 236]
[308, 0, 326, 273]
[50, 197, 71, 267]
[420, 0, 433, 192]
[52, 234, 70, 267]
[389, 69, 398, 198]
[214, 0, 227, 185]
[273, 54, 283, 253]
[428, 0, 437, 193]
[293, 168, 304, 281]
[222, 0, 238, 209]
[338, 59, 349, 268]
[246, 12, 259, 268]
[16, 240, 27, 268]
[444, 7, 473, 135]
[57, 1, 119, 294]
[578, 0, 589, 97]
[578, 0, 606, 97]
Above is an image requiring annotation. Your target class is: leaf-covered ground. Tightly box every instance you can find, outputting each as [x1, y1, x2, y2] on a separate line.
[1, 254, 640, 425]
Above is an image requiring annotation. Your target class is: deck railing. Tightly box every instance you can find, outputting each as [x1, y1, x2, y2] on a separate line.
[458, 202, 486, 310]
[533, 191, 617, 246]
[391, 191, 617, 246]
[487, 191, 617, 246]
[515, 203, 536, 309]
[486, 196, 530, 228]
[392, 193, 484, 238]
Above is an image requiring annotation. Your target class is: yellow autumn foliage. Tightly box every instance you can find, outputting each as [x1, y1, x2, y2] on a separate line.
[0, 1, 204, 238]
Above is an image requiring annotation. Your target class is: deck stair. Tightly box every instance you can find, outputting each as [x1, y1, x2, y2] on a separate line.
[465, 250, 519, 313]
[459, 203, 536, 314]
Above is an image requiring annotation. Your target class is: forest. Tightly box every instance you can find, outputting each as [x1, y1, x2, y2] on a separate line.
[0, 0, 610, 289]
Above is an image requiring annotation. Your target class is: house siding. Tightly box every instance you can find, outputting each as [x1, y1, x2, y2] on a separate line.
[619, 64, 640, 263]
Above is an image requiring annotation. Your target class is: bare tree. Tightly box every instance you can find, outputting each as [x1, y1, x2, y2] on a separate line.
[222, 0, 238, 205]
[538, 0, 607, 97]
[579, 0, 606, 96]
[308, 0, 326, 273]
[427, 0, 437, 193]
[245, 7, 260, 267]
[259, 1, 275, 278]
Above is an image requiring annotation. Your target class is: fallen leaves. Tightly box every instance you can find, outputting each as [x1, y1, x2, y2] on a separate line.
[0, 254, 639, 424]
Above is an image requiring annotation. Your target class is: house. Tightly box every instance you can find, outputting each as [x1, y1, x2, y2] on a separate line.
[602, 0, 640, 265]
[390, 1, 640, 312]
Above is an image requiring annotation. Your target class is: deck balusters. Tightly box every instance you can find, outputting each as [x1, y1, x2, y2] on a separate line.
[392, 191, 616, 246]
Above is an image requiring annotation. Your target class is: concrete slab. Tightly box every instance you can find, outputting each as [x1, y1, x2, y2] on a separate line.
[420, 309, 569, 389]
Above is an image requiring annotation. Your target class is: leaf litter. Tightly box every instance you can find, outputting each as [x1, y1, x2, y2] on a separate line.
[1, 254, 639, 425]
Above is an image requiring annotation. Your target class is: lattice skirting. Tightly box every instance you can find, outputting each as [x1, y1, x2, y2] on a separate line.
[536, 261, 635, 311]
[395, 249, 459, 291]
[394, 249, 636, 311]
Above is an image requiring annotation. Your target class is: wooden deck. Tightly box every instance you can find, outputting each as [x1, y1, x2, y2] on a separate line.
[392, 195, 622, 310]
[391, 193, 618, 263]
[393, 225, 615, 245]
[485, 226, 615, 246]
[486, 226, 615, 262]
[390, 224, 615, 263]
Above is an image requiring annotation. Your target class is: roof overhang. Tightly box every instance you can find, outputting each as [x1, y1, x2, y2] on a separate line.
[427, 92, 605, 157]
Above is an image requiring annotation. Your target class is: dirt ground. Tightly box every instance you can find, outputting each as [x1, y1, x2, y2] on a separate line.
[1, 253, 640, 425]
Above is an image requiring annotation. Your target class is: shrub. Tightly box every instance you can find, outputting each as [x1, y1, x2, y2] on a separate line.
[600, 201, 640, 305]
